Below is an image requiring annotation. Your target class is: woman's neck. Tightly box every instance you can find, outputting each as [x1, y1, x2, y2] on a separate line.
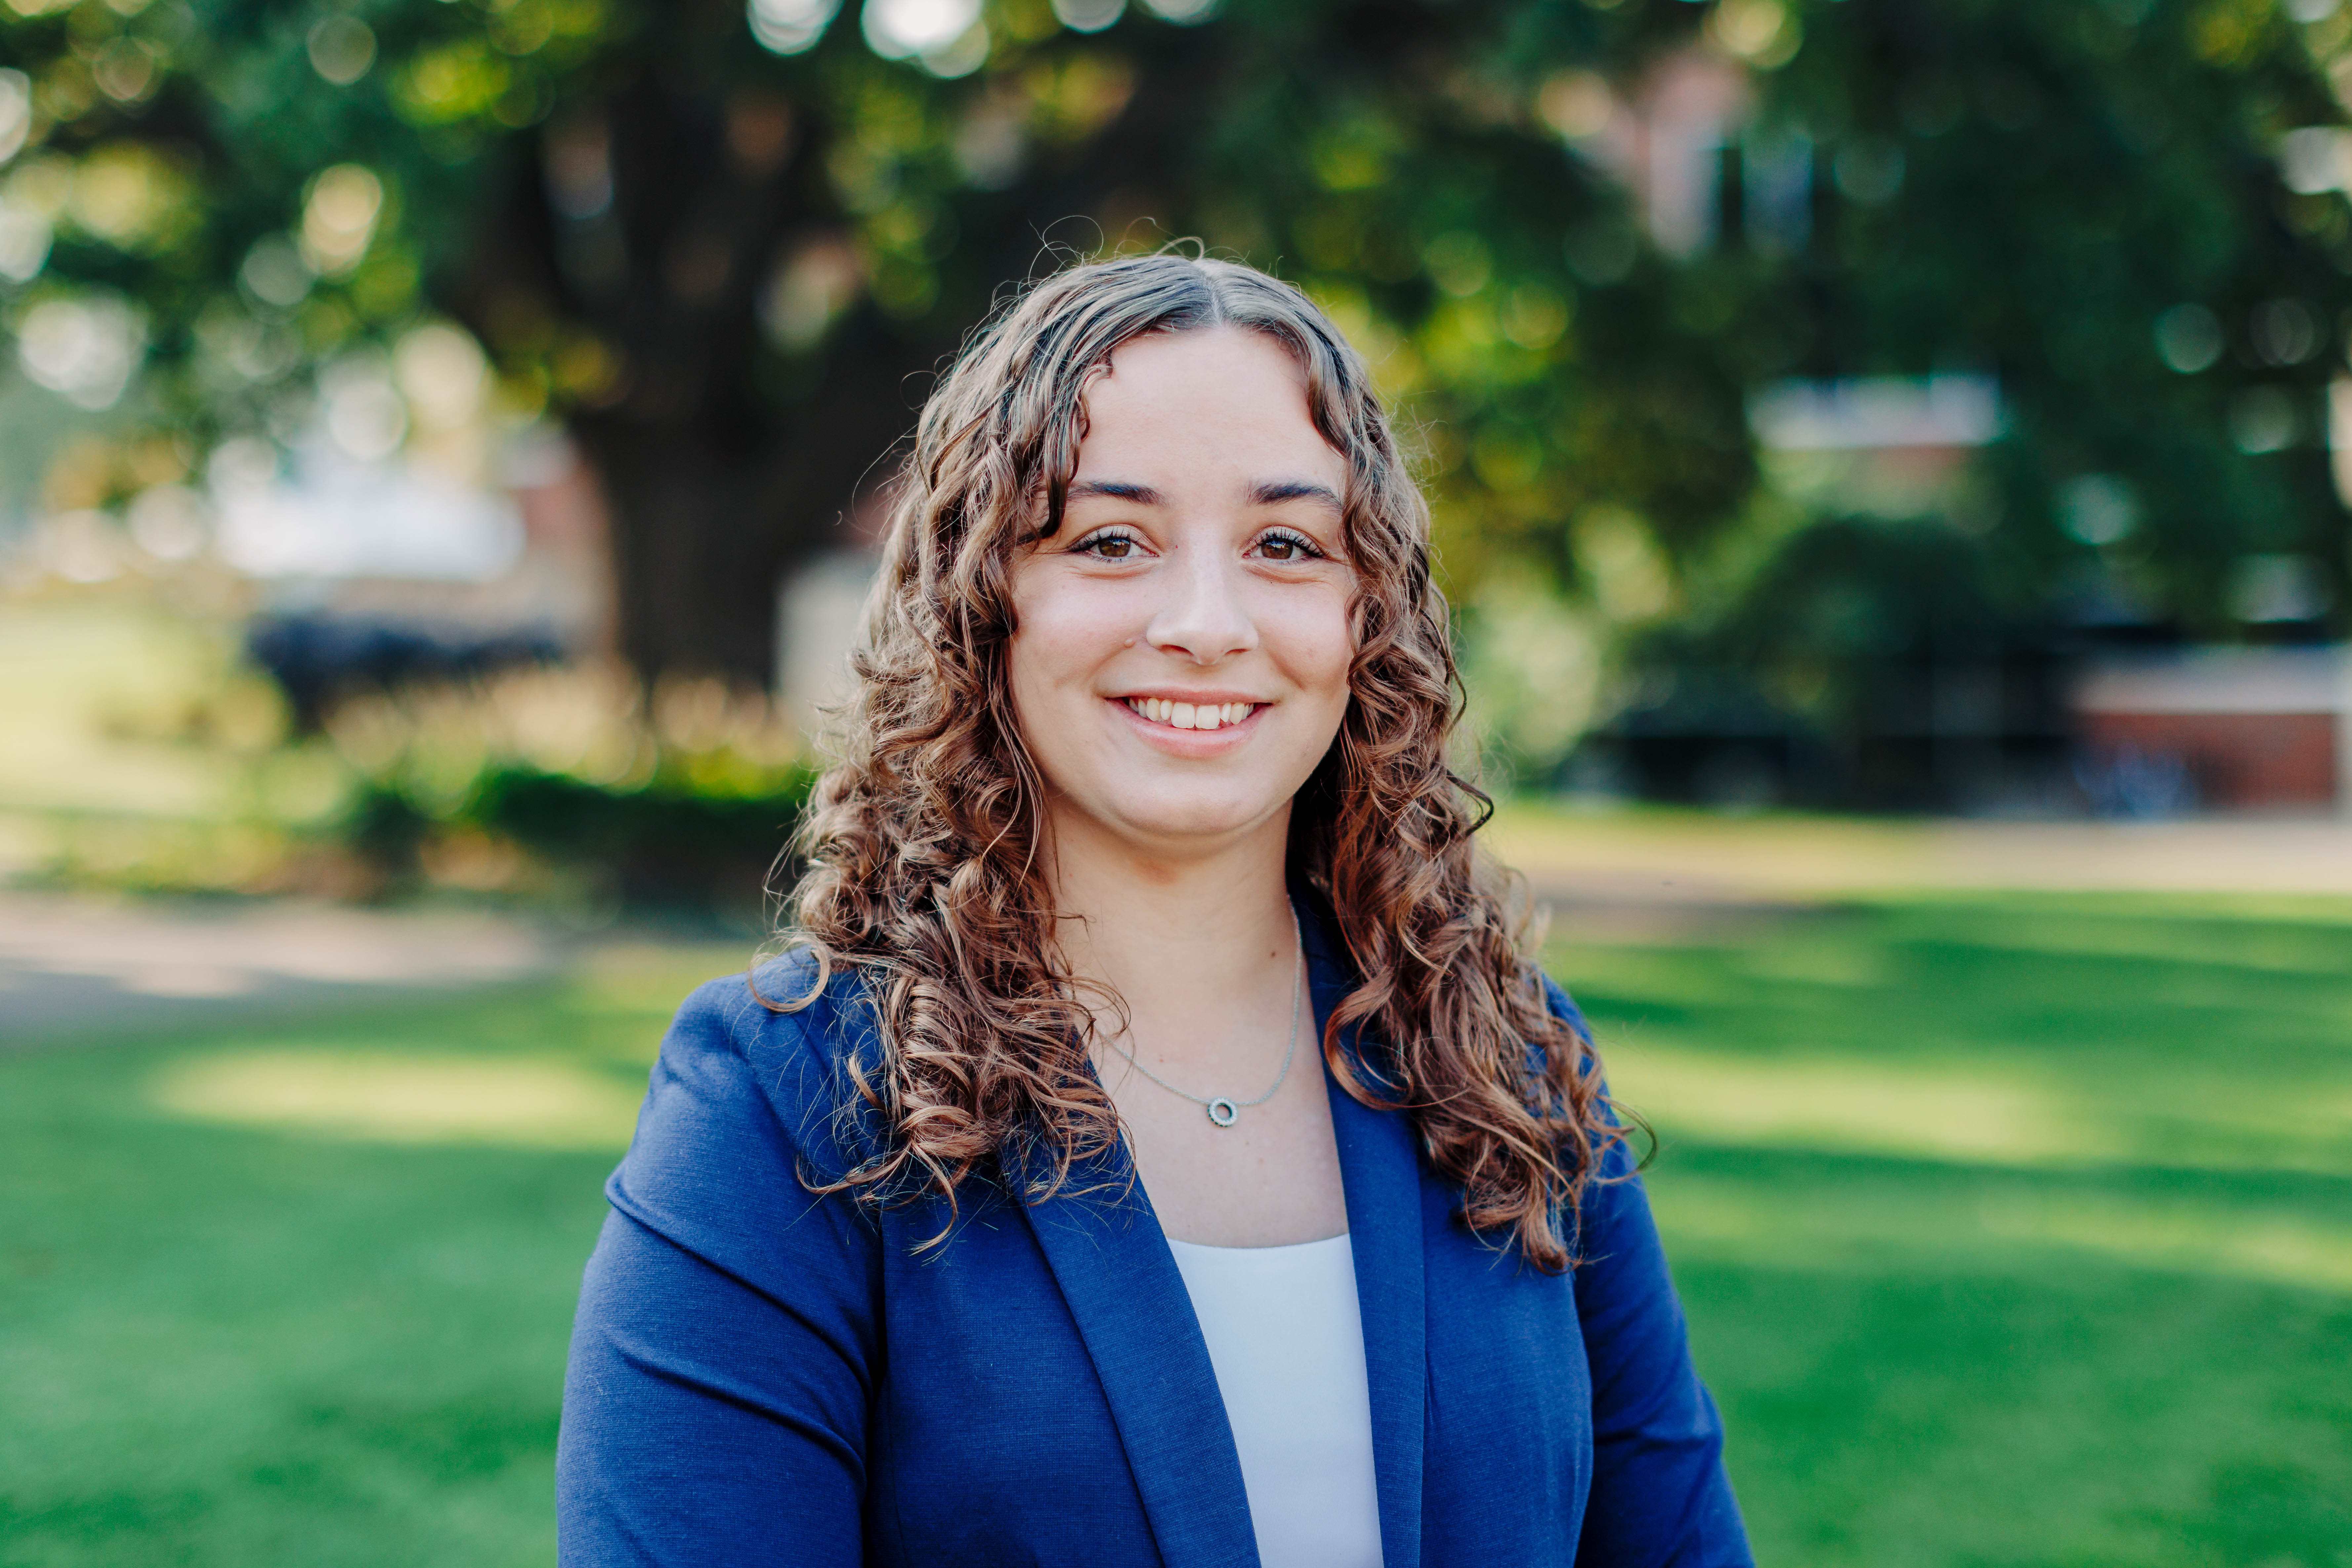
[1044, 800, 1347, 1247]
[1046, 804, 1300, 1052]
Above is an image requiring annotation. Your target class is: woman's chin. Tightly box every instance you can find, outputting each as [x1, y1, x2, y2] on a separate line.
[1060, 786, 1293, 856]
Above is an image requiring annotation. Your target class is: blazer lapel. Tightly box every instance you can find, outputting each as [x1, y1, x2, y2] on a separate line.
[1304, 909, 1429, 1568]
[1015, 897, 1428, 1568]
[1019, 1143, 1262, 1568]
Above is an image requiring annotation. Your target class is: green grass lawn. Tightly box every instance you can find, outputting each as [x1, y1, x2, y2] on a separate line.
[3, 899, 2349, 1566]
[1566, 895, 2352, 1568]
[0, 943, 740, 1568]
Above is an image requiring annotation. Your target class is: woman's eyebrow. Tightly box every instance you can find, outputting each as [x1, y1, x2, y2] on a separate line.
[1248, 478, 1343, 511]
[1066, 479, 1165, 504]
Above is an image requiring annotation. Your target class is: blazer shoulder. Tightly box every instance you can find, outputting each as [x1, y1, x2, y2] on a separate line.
[650, 946, 888, 1183]
[1535, 968, 1593, 1042]
[1527, 965, 1643, 1203]
[668, 946, 875, 1067]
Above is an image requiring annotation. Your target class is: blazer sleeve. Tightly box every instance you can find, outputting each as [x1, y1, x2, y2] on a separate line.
[1549, 982, 1753, 1568]
[557, 972, 883, 1568]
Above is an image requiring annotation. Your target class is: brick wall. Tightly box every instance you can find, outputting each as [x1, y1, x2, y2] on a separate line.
[2078, 711, 2339, 809]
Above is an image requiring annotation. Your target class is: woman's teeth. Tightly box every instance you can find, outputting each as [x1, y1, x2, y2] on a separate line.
[1125, 697, 1256, 730]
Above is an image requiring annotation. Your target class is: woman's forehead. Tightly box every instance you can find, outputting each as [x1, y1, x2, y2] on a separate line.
[1073, 329, 1343, 488]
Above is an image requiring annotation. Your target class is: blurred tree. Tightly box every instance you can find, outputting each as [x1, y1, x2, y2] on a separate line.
[5, 0, 2347, 799]
[1742, 0, 2352, 638]
[1559, 0, 2352, 806]
[0, 0, 1755, 683]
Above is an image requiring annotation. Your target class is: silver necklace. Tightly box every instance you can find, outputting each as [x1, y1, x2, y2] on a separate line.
[1102, 913, 1305, 1128]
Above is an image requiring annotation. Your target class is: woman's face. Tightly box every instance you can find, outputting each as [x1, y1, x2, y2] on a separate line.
[1006, 326, 1357, 863]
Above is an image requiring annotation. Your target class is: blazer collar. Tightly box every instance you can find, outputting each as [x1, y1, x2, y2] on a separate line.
[1299, 891, 1428, 1568]
[1018, 893, 1429, 1568]
[1018, 1149, 1261, 1566]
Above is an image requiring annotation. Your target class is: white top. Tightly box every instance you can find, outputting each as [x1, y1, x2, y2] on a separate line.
[1166, 1233, 1386, 1568]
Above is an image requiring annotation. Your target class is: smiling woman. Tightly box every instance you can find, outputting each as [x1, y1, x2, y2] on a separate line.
[557, 254, 1750, 1568]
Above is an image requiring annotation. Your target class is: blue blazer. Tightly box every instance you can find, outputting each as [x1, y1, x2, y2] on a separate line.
[558, 902, 1750, 1566]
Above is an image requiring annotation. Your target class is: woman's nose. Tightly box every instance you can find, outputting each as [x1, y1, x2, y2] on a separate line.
[1144, 550, 1258, 665]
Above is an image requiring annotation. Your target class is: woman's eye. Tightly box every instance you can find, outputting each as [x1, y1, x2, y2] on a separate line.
[1079, 534, 1137, 560]
[1255, 532, 1319, 562]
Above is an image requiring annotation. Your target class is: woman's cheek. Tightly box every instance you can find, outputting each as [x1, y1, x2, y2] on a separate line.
[1280, 587, 1358, 704]
[1035, 577, 1142, 669]
[1008, 586, 1094, 707]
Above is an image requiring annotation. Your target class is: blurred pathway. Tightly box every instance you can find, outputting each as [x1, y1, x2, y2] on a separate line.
[0, 892, 561, 1045]
[6, 813, 2346, 1043]
[1493, 811, 2352, 905]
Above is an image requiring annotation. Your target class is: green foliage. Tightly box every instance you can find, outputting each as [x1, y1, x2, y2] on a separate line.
[455, 758, 812, 902]
[0, 0, 1756, 651]
[316, 667, 813, 905]
[8, 0, 2352, 788]
[1753, 0, 2352, 635]
[1616, 512, 2038, 802]
[465, 761, 811, 868]
[0, 0, 571, 439]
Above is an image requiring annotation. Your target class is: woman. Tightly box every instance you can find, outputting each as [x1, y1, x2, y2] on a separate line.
[558, 254, 1749, 1567]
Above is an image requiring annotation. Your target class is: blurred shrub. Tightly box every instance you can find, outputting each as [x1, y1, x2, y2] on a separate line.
[321, 663, 814, 910]
[1457, 570, 1607, 790]
[1598, 514, 2059, 811]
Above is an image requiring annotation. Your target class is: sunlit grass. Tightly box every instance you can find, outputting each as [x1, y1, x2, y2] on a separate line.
[1614, 1046, 2119, 1167]
[150, 1052, 646, 1151]
[1648, 1166, 2352, 1296]
[3, 902, 2349, 1566]
[1549, 892, 2352, 1568]
[0, 599, 265, 820]
[0, 942, 738, 1568]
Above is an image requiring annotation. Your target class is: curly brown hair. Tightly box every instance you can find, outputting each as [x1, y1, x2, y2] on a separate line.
[774, 252, 1622, 1271]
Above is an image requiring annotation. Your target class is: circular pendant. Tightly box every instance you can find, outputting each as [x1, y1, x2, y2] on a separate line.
[1205, 1097, 1239, 1128]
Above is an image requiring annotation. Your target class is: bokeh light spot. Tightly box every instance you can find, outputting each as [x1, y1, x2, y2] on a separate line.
[748, 0, 841, 54]
[307, 16, 378, 86]
[151, 1050, 644, 1152]
[2153, 302, 2222, 373]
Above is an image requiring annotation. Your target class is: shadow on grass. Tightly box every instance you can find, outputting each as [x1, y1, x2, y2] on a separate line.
[1, 897, 2348, 1566]
[0, 949, 745, 1568]
[1552, 892, 2352, 1568]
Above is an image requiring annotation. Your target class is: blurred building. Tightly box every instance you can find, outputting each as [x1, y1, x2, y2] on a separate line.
[2071, 646, 2352, 816]
[1590, 371, 2048, 814]
[772, 477, 892, 745]
[775, 549, 877, 743]
[210, 327, 619, 728]
[218, 425, 612, 646]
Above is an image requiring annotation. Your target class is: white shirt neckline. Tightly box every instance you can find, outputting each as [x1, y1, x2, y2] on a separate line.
[1166, 1230, 1386, 1568]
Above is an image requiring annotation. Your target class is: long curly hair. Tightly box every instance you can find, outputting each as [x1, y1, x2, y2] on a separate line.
[775, 252, 1622, 1271]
